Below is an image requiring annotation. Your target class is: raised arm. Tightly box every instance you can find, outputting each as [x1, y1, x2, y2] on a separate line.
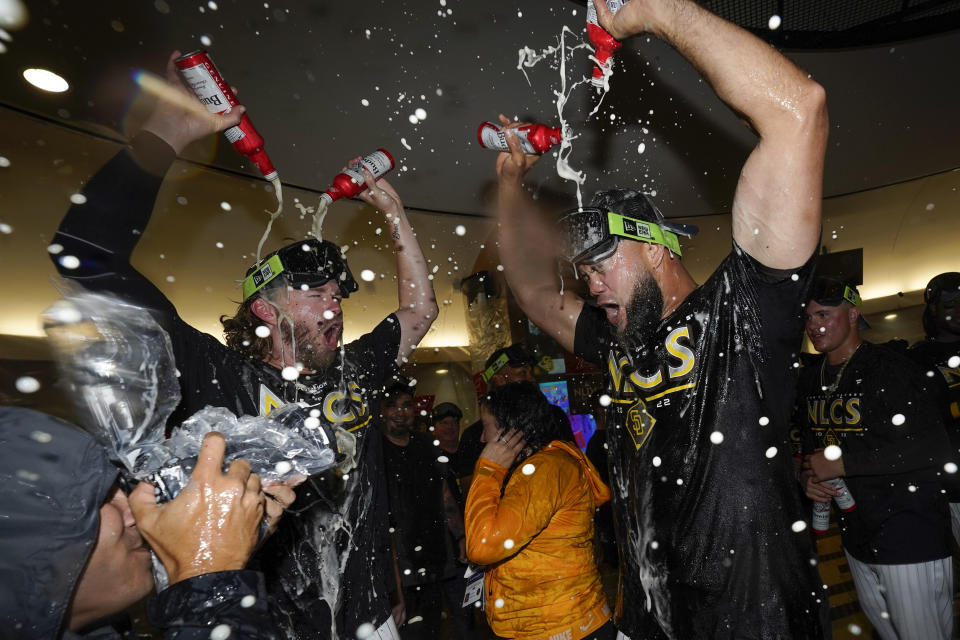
[596, 0, 828, 269]
[356, 172, 438, 367]
[494, 115, 584, 354]
[52, 51, 243, 325]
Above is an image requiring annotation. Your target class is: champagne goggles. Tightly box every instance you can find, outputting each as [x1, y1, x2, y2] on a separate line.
[243, 238, 358, 301]
[559, 203, 698, 265]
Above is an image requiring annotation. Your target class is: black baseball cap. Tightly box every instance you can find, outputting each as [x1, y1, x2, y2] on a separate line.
[810, 277, 870, 329]
[242, 238, 358, 302]
[924, 272, 960, 304]
[431, 402, 462, 422]
[482, 343, 535, 383]
[558, 189, 698, 265]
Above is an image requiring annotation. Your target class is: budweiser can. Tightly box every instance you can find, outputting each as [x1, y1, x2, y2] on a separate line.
[476, 121, 563, 155]
[586, 0, 624, 87]
[811, 500, 830, 534]
[174, 49, 278, 181]
[830, 478, 856, 512]
[320, 149, 396, 206]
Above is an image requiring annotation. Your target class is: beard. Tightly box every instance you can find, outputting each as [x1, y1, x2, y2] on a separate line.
[617, 271, 665, 352]
[290, 321, 339, 372]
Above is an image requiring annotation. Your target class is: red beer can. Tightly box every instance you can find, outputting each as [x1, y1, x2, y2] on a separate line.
[174, 49, 278, 181]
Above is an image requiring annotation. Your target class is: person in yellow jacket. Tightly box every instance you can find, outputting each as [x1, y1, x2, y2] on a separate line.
[465, 381, 616, 640]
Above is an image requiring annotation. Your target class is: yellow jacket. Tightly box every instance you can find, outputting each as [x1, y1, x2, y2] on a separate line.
[465, 440, 612, 640]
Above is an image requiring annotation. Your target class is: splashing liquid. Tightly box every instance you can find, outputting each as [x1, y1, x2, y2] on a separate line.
[517, 25, 615, 209]
[310, 196, 329, 242]
[256, 177, 285, 263]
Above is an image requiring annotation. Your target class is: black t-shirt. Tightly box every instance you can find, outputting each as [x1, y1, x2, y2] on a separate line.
[908, 339, 960, 500]
[574, 244, 825, 640]
[381, 432, 451, 585]
[53, 141, 399, 639]
[797, 342, 952, 564]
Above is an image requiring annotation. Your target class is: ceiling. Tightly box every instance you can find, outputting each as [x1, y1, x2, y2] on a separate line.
[0, 0, 958, 365]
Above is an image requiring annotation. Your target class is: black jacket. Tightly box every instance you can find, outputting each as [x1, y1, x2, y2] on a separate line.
[0, 407, 278, 639]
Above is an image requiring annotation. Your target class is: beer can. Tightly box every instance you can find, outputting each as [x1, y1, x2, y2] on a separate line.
[811, 500, 830, 534]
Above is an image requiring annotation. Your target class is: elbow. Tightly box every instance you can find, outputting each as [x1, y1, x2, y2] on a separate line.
[798, 79, 829, 141]
[466, 538, 501, 566]
[425, 298, 440, 324]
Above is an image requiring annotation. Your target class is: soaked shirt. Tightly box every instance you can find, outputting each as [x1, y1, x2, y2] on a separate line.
[52, 133, 399, 639]
[797, 342, 951, 564]
[574, 245, 825, 640]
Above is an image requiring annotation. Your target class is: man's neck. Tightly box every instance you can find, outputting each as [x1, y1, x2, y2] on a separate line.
[438, 441, 458, 454]
[827, 338, 862, 365]
[384, 430, 411, 447]
[658, 263, 698, 319]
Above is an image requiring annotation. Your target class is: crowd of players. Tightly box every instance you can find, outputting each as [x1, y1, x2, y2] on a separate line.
[1, 0, 959, 639]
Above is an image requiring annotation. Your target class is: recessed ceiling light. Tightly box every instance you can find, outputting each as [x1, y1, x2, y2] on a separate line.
[884, 313, 898, 321]
[435, 368, 449, 375]
[23, 68, 69, 93]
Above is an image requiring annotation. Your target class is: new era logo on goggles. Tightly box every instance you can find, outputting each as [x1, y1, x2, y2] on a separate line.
[558, 207, 697, 265]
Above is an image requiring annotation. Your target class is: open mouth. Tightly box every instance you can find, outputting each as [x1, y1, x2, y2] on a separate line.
[600, 302, 621, 326]
[320, 323, 341, 350]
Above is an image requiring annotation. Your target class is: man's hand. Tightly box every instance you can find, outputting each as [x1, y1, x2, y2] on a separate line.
[356, 164, 404, 216]
[130, 432, 265, 584]
[140, 50, 245, 154]
[494, 114, 541, 186]
[805, 449, 845, 482]
[799, 468, 840, 503]
[457, 537, 468, 565]
[593, 0, 654, 41]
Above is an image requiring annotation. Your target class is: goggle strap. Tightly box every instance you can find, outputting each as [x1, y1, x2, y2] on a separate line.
[242, 253, 286, 301]
[482, 353, 510, 383]
[606, 211, 683, 256]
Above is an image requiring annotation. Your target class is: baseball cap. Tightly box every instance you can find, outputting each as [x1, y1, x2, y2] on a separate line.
[431, 402, 462, 422]
[558, 189, 698, 265]
[810, 276, 870, 329]
[924, 272, 960, 304]
[242, 238, 358, 302]
[482, 343, 535, 383]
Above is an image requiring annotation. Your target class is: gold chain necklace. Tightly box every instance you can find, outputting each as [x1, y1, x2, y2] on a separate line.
[819, 342, 862, 397]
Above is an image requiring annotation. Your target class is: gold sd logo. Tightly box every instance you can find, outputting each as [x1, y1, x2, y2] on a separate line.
[627, 399, 656, 450]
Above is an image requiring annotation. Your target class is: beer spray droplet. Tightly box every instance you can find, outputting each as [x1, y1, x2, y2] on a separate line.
[15, 376, 40, 393]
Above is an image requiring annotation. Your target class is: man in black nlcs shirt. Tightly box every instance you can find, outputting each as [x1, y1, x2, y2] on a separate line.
[489, 0, 829, 637]
[50, 52, 437, 640]
[798, 278, 952, 640]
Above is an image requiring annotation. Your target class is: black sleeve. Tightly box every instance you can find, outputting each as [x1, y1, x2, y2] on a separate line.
[148, 570, 281, 639]
[51, 132, 181, 326]
[573, 303, 610, 368]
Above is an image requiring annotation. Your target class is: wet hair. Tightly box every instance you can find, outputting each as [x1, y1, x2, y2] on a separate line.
[480, 381, 559, 454]
[221, 297, 272, 360]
